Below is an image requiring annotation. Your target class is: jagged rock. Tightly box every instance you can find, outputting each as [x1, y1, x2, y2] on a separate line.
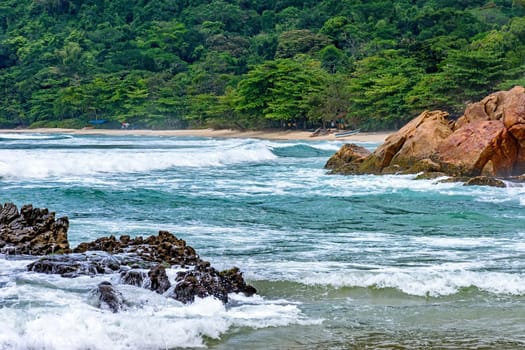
[73, 230, 199, 267]
[0, 203, 70, 255]
[464, 176, 506, 188]
[171, 263, 255, 304]
[88, 281, 126, 313]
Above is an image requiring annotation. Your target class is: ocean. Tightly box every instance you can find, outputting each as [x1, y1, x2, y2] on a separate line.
[0, 133, 524, 349]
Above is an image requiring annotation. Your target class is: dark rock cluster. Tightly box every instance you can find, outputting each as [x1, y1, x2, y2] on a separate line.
[0, 203, 70, 255]
[1, 203, 256, 310]
[73, 230, 199, 267]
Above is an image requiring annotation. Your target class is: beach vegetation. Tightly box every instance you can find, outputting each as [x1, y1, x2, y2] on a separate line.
[0, 0, 524, 130]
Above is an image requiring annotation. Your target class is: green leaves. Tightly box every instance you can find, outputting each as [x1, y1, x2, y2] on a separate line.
[235, 58, 326, 123]
[1, 0, 525, 130]
[347, 50, 424, 130]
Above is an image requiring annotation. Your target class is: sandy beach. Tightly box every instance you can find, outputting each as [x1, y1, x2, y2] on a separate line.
[0, 128, 392, 143]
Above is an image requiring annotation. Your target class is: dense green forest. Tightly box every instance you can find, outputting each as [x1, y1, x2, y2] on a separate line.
[1, 0, 524, 130]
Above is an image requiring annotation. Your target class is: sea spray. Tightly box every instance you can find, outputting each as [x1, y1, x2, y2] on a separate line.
[1, 133, 525, 349]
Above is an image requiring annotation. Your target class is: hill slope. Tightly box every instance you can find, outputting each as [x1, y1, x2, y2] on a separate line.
[1, 0, 524, 130]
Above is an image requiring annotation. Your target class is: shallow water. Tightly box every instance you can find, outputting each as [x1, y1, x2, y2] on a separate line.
[0, 133, 524, 349]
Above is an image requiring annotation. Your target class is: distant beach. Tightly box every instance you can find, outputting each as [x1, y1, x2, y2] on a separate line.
[0, 128, 392, 143]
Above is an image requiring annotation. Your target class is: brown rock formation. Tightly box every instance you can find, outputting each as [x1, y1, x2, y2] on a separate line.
[432, 120, 518, 177]
[0, 201, 258, 306]
[0, 203, 70, 255]
[328, 110, 453, 174]
[324, 143, 371, 174]
[73, 230, 199, 267]
[327, 86, 525, 179]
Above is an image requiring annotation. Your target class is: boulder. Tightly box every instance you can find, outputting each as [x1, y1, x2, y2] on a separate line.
[359, 110, 453, 174]
[88, 281, 126, 313]
[0, 203, 70, 255]
[432, 120, 518, 177]
[324, 143, 371, 174]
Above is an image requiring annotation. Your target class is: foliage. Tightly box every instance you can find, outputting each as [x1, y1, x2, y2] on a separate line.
[0, 0, 524, 130]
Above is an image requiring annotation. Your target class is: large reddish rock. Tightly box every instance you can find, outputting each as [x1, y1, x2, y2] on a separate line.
[454, 91, 507, 129]
[502, 86, 525, 173]
[328, 86, 525, 178]
[432, 120, 518, 177]
[352, 110, 453, 174]
[387, 110, 453, 171]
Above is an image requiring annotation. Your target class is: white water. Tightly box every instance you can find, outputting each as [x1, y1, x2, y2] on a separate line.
[2, 134, 525, 349]
[0, 258, 313, 350]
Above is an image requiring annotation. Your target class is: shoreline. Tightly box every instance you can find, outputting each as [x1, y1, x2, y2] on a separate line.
[0, 128, 392, 143]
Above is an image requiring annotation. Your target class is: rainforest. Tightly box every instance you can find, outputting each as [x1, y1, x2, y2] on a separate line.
[1, 0, 524, 130]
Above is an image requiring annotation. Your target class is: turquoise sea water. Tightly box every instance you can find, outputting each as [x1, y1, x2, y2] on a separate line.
[0, 133, 524, 349]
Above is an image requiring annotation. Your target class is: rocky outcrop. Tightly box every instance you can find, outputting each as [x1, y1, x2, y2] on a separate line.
[73, 230, 199, 267]
[327, 86, 525, 181]
[18, 215, 256, 306]
[0, 202, 257, 307]
[464, 176, 506, 188]
[172, 264, 256, 304]
[0, 203, 70, 255]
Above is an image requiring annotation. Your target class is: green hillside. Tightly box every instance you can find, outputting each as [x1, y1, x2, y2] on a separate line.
[1, 0, 524, 130]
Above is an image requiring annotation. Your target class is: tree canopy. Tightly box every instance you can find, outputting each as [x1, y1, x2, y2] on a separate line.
[1, 0, 524, 130]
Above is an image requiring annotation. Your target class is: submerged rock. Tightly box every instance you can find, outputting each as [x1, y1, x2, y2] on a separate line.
[172, 264, 255, 304]
[88, 281, 126, 313]
[327, 86, 525, 180]
[0, 203, 70, 255]
[463, 176, 506, 188]
[27, 251, 141, 277]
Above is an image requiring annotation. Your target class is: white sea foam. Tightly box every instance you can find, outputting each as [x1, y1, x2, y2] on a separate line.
[296, 268, 525, 297]
[0, 141, 277, 180]
[0, 133, 72, 140]
[0, 294, 311, 350]
[0, 263, 312, 350]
